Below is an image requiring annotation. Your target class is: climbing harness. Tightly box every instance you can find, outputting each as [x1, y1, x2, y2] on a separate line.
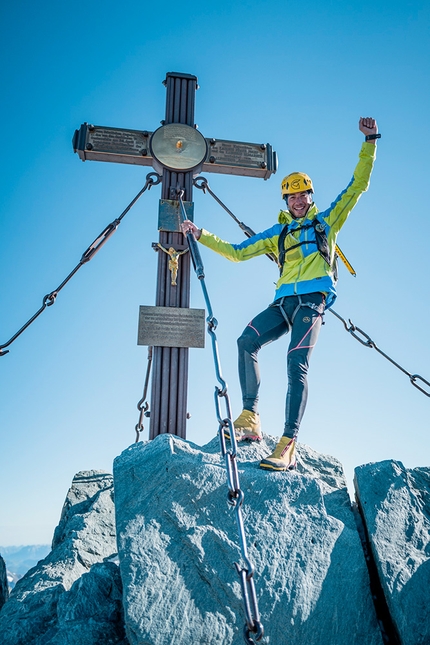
[134, 346, 153, 442]
[0, 172, 162, 357]
[193, 176, 430, 398]
[177, 188, 264, 645]
[272, 294, 325, 331]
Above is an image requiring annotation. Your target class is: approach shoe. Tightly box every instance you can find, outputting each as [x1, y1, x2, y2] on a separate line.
[259, 436, 297, 471]
[224, 409, 262, 442]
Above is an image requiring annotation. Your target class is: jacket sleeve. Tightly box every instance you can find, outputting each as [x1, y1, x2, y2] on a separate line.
[323, 141, 376, 235]
[198, 224, 281, 262]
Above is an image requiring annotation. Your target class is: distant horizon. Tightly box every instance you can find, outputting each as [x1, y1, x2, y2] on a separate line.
[1, 544, 51, 586]
[1, 545, 50, 550]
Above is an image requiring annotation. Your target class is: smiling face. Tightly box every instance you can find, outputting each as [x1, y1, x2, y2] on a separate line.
[286, 191, 313, 219]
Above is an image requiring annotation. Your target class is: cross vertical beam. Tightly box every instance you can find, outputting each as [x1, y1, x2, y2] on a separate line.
[72, 71, 277, 441]
[149, 73, 197, 440]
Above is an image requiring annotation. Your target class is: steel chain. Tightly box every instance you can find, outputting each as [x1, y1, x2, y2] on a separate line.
[135, 346, 153, 442]
[329, 309, 430, 397]
[178, 190, 264, 644]
[0, 173, 162, 356]
[194, 176, 430, 399]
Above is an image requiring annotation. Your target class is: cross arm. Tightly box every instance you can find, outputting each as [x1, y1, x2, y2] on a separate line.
[72, 123, 277, 179]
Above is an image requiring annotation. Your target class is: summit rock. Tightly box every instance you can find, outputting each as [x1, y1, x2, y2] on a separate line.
[114, 434, 383, 645]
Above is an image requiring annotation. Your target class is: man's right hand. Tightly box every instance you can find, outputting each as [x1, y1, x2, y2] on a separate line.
[181, 219, 202, 240]
[359, 117, 378, 141]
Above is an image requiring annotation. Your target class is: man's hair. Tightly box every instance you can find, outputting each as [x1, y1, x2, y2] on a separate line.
[284, 190, 313, 203]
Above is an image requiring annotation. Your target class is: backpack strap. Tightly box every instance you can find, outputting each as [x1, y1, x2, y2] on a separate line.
[278, 219, 332, 276]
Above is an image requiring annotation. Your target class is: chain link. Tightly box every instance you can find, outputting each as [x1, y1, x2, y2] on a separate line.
[329, 309, 430, 396]
[135, 346, 153, 442]
[0, 173, 162, 357]
[195, 177, 430, 399]
[178, 190, 264, 644]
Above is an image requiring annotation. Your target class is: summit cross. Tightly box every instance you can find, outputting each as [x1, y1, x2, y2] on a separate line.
[73, 71, 277, 440]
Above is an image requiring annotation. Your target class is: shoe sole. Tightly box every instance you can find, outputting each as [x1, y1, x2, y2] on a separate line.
[259, 459, 297, 471]
[223, 431, 262, 442]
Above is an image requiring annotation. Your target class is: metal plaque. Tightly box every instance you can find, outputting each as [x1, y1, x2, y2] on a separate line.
[202, 139, 277, 179]
[158, 199, 194, 232]
[73, 124, 277, 179]
[138, 306, 205, 348]
[73, 124, 155, 167]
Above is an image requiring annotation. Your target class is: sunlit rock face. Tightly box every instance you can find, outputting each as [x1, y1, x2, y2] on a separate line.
[114, 434, 383, 645]
[0, 470, 128, 645]
[355, 460, 430, 645]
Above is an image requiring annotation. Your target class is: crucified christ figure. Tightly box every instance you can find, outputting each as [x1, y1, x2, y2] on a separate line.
[157, 244, 189, 286]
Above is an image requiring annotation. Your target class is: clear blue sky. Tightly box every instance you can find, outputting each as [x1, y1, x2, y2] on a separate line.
[1, 0, 429, 546]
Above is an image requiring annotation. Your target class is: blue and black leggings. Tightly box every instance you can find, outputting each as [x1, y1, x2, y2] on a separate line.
[237, 292, 325, 439]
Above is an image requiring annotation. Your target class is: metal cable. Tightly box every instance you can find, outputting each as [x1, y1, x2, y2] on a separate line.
[135, 346, 154, 442]
[0, 172, 162, 356]
[178, 189, 264, 644]
[193, 176, 278, 263]
[194, 176, 430, 398]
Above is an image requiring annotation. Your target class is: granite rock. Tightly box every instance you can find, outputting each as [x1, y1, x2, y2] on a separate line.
[0, 470, 128, 645]
[355, 460, 430, 645]
[114, 433, 383, 645]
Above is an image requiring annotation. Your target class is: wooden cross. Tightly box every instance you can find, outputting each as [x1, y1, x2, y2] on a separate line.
[73, 72, 277, 440]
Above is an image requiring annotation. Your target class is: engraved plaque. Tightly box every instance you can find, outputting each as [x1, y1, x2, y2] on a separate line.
[88, 127, 150, 155]
[208, 140, 265, 167]
[138, 306, 205, 348]
[158, 199, 194, 232]
[73, 124, 155, 167]
[202, 139, 277, 179]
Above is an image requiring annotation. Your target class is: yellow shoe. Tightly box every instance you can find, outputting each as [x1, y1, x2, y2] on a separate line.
[259, 436, 297, 471]
[224, 410, 262, 442]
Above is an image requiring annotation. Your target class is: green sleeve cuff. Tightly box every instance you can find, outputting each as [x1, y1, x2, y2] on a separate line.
[198, 229, 212, 245]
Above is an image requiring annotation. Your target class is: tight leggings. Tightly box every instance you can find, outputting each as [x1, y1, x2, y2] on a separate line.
[237, 292, 325, 439]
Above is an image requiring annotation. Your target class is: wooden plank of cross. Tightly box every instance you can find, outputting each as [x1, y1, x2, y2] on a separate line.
[73, 71, 277, 440]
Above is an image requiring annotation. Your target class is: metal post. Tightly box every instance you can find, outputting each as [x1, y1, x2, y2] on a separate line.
[149, 73, 197, 439]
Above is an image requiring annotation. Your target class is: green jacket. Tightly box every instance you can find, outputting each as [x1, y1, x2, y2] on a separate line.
[199, 142, 376, 307]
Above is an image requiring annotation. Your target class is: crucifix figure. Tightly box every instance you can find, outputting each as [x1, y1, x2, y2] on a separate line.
[73, 72, 277, 440]
[156, 244, 189, 286]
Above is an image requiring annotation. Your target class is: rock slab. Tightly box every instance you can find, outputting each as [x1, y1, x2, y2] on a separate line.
[0, 470, 128, 645]
[355, 460, 430, 645]
[114, 433, 383, 645]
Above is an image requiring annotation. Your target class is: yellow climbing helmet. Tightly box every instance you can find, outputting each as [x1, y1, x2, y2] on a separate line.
[281, 172, 314, 197]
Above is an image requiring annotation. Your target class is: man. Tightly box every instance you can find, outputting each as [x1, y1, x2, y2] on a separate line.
[181, 117, 378, 471]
